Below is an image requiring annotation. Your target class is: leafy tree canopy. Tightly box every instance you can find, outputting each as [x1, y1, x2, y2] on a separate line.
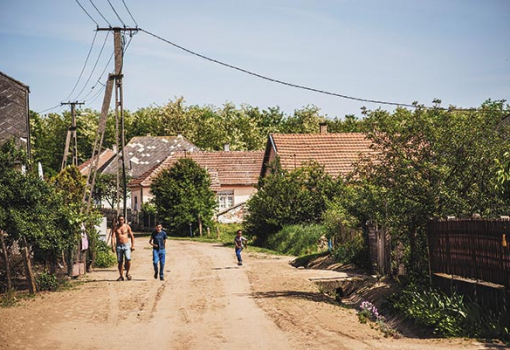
[150, 158, 217, 235]
[245, 159, 341, 244]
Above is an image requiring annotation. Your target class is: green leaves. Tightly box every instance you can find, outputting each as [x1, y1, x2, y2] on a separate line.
[150, 158, 217, 235]
[245, 159, 340, 244]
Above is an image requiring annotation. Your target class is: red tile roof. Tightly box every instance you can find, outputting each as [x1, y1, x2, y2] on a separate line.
[265, 133, 376, 178]
[78, 149, 116, 176]
[129, 150, 264, 189]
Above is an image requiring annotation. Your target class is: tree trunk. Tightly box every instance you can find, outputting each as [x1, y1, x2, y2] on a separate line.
[0, 230, 12, 290]
[21, 236, 37, 294]
[198, 214, 203, 237]
[67, 247, 74, 278]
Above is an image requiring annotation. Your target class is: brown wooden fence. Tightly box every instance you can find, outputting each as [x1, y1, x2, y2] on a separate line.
[367, 225, 391, 275]
[428, 219, 510, 290]
[427, 219, 510, 312]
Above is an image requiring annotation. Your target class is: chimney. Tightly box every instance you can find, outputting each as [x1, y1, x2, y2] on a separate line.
[223, 143, 230, 151]
[319, 122, 328, 134]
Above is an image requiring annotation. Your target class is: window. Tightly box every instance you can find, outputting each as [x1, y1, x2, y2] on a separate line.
[217, 190, 234, 210]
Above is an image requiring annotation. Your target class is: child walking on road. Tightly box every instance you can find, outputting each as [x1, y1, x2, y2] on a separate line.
[149, 222, 167, 281]
[234, 230, 248, 266]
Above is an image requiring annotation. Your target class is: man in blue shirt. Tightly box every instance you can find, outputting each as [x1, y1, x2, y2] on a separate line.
[149, 222, 167, 281]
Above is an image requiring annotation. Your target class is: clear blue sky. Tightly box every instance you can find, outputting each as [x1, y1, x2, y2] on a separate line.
[1, 0, 509, 119]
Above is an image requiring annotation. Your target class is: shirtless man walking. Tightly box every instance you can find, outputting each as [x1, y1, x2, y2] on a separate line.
[111, 215, 135, 281]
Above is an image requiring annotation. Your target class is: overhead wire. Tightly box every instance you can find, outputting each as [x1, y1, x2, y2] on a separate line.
[139, 28, 476, 111]
[89, 0, 112, 27]
[62, 30, 99, 102]
[107, 0, 126, 27]
[139, 29, 420, 109]
[121, 0, 138, 27]
[37, 103, 62, 114]
[81, 51, 114, 100]
[72, 31, 111, 100]
[74, 0, 99, 27]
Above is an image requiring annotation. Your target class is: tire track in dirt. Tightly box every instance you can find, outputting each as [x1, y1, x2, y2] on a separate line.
[140, 282, 166, 322]
[106, 282, 119, 325]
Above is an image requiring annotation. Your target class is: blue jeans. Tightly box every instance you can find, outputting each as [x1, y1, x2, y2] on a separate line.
[235, 247, 243, 263]
[153, 249, 166, 278]
[116, 243, 131, 263]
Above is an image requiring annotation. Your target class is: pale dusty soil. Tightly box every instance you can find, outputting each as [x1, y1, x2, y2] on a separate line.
[0, 240, 505, 350]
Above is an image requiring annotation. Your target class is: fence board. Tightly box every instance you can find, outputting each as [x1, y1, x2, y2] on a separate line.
[428, 219, 510, 290]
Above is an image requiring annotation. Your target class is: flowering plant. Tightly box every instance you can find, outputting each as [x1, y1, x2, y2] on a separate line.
[358, 301, 383, 323]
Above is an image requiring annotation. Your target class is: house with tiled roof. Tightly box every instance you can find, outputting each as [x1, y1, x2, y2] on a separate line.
[261, 128, 376, 179]
[79, 135, 200, 209]
[128, 149, 265, 223]
[102, 135, 200, 180]
[0, 71, 31, 157]
[78, 148, 116, 176]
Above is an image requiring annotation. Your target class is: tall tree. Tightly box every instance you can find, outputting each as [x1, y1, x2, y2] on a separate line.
[352, 100, 510, 277]
[151, 158, 217, 236]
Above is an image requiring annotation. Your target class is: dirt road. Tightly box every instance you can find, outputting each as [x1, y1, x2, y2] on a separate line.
[0, 240, 496, 350]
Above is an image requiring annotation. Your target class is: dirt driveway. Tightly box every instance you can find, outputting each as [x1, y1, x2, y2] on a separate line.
[0, 240, 498, 350]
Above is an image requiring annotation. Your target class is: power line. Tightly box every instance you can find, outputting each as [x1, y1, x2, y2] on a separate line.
[63, 30, 99, 102]
[107, 0, 126, 27]
[72, 31, 111, 100]
[86, 84, 107, 104]
[89, 0, 111, 27]
[81, 51, 114, 100]
[37, 103, 62, 114]
[121, 0, 138, 27]
[140, 28, 477, 111]
[74, 0, 99, 27]
[139, 28, 420, 109]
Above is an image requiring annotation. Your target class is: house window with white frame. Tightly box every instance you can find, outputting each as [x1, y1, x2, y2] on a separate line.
[217, 190, 234, 210]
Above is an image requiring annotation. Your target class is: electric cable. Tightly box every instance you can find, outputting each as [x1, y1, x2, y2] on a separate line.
[121, 0, 138, 27]
[62, 30, 98, 102]
[140, 28, 476, 111]
[74, 0, 99, 27]
[89, 0, 112, 27]
[81, 51, 114, 100]
[37, 103, 62, 114]
[86, 84, 107, 105]
[107, 0, 126, 27]
[139, 28, 419, 109]
[72, 31, 111, 100]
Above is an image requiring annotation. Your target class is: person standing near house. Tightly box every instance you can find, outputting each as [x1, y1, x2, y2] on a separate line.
[149, 222, 168, 281]
[234, 229, 248, 266]
[111, 215, 135, 281]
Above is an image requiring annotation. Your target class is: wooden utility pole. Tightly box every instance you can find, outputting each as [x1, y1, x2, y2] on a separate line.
[97, 27, 138, 219]
[61, 101, 84, 170]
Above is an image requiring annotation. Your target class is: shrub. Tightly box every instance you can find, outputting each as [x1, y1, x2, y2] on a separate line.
[267, 224, 325, 256]
[35, 271, 59, 292]
[94, 240, 117, 268]
[388, 285, 510, 341]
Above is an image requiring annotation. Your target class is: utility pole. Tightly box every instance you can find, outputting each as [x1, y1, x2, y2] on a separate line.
[61, 101, 85, 170]
[97, 27, 138, 219]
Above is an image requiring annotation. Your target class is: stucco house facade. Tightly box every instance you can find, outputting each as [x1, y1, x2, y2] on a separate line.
[128, 150, 265, 223]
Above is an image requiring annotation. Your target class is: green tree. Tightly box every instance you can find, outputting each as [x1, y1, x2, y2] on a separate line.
[0, 141, 81, 293]
[245, 159, 340, 245]
[150, 158, 217, 235]
[351, 100, 510, 277]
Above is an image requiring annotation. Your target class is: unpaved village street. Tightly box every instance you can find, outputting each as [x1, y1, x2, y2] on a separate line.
[0, 240, 498, 350]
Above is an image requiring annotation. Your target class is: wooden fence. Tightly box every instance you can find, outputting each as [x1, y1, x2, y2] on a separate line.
[427, 218, 510, 310]
[367, 225, 391, 275]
